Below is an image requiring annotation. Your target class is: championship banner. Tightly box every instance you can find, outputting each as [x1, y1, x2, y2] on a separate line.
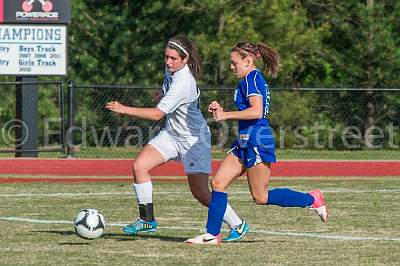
[0, 0, 71, 24]
[0, 24, 67, 75]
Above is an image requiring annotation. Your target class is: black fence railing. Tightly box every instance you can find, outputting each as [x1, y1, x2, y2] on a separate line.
[1, 80, 400, 160]
[0, 80, 65, 157]
[67, 83, 400, 160]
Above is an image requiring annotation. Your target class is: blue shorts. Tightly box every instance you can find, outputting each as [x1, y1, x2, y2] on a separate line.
[229, 143, 276, 169]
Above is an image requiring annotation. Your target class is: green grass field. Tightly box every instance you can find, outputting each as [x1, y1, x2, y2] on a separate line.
[1, 177, 400, 265]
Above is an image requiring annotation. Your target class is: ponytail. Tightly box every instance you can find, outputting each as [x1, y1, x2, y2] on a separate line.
[256, 43, 279, 78]
[232, 42, 280, 78]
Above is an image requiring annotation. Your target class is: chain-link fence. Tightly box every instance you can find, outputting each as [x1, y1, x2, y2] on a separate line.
[67, 84, 400, 160]
[0, 80, 65, 157]
[66, 83, 164, 158]
[1, 81, 399, 159]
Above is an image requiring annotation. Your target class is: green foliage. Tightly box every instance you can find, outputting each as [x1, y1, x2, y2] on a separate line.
[1, 0, 400, 155]
[67, 0, 331, 86]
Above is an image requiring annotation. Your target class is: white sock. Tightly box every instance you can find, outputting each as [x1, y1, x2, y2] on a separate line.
[132, 181, 153, 204]
[223, 203, 243, 228]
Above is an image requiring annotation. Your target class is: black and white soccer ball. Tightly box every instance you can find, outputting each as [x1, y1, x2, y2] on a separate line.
[74, 209, 105, 239]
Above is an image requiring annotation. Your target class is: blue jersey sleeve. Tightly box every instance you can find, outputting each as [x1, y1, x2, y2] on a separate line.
[245, 71, 263, 98]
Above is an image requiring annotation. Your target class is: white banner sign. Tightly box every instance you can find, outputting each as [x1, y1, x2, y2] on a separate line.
[0, 24, 67, 75]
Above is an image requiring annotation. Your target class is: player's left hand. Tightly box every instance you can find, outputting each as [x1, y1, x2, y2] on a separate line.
[208, 101, 222, 112]
[105, 101, 127, 114]
[213, 108, 226, 121]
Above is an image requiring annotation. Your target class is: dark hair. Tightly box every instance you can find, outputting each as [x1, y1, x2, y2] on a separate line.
[232, 42, 280, 78]
[167, 35, 202, 78]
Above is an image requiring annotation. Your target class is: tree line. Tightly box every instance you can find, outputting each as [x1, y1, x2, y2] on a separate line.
[67, 0, 400, 149]
[1, 0, 399, 150]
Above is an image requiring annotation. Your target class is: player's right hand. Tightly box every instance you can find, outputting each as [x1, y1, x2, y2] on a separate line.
[208, 101, 222, 113]
[105, 101, 127, 115]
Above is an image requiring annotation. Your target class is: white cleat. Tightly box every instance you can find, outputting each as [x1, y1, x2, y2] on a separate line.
[313, 206, 328, 223]
[185, 233, 221, 245]
[309, 189, 329, 224]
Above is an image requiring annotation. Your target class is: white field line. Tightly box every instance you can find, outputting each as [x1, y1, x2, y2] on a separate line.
[0, 188, 400, 197]
[1, 216, 399, 242]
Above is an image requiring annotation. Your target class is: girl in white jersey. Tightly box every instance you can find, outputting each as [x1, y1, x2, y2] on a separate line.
[106, 35, 248, 241]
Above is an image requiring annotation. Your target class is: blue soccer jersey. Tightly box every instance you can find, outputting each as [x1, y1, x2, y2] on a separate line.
[233, 69, 274, 148]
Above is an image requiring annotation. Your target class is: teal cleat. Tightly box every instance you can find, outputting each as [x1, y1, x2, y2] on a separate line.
[123, 218, 158, 235]
[223, 221, 249, 242]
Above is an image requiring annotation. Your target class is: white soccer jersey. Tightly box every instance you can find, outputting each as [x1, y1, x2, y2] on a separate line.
[157, 65, 207, 139]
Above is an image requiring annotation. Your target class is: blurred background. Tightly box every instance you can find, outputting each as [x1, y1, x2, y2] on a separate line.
[1, 0, 399, 159]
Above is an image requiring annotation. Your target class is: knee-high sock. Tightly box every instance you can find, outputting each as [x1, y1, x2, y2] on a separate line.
[132, 181, 153, 204]
[206, 190, 227, 236]
[133, 181, 154, 220]
[223, 203, 242, 228]
[267, 188, 313, 207]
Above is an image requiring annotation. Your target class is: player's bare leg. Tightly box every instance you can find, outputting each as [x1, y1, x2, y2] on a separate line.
[185, 153, 246, 244]
[247, 162, 328, 223]
[123, 144, 165, 235]
[132, 144, 165, 184]
[211, 153, 245, 192]
[187, 173, 210, 206]
[187, 172, 249, 241]
[246, 162, 271, 204]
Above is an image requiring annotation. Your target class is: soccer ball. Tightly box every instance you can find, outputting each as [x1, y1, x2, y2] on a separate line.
[74, 209, 105, 239]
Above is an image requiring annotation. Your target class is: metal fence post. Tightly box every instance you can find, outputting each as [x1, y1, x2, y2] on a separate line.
[15, 76, 39, 157]
[67, 80, 75, 158]
[59, 81, 66, 156]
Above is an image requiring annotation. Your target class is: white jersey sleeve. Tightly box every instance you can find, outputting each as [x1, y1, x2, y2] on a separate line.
[155, 65, 206, 138]
[157, 79, 189, 114]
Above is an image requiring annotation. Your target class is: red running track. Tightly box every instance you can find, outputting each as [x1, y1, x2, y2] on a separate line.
[0, 159, 399, 182]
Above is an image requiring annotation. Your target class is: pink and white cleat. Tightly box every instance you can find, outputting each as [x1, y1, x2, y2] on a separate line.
[309, 189, 328, 224]
[185, 233, 221, 245]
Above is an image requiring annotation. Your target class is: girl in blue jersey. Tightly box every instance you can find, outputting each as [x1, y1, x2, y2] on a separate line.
[186, 42, 328, 245]
[106, 36, 247, 241]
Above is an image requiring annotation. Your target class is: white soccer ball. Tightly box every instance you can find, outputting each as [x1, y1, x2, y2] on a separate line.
[74, 209, 105, 239]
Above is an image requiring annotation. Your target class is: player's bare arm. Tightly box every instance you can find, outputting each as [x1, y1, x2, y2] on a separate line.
[212, 96, 263, 121]
[105, 100, 165, 121]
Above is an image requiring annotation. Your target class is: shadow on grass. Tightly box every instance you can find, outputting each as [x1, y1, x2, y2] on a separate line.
[31, 230, 187, 243]
[32, 230, 75, 236]
[32, 230, 265, 244]
[111, 233, 187, 242]
[115, 234, 265, 244]
[223, 240, 265, 244]
[58, 242, 91, 246]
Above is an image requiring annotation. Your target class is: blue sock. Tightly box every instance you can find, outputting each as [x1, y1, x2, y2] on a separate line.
[206, 190, 227, 236]
[267, 188, 314, 207]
